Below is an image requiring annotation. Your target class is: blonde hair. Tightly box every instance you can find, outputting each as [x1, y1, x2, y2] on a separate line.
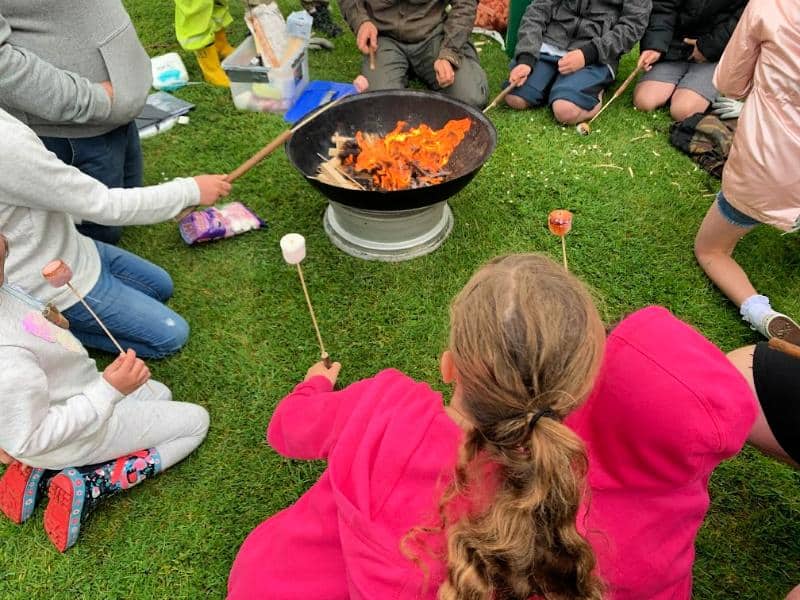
[413, 254, 606, 600]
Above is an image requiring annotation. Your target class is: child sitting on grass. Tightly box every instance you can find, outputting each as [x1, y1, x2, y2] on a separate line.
[228, 254, 754, 599]
[693, 0, 800, 344]
[0, 232, 209, 552]
[0, 107, 231, 359]
[505, 0, 651, 124]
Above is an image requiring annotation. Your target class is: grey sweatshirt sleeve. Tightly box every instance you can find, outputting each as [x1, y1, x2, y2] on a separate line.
[514, 0, 555, 68]
[0, 114, 201, 224]
[339, 0, 372, 34]
[0, 347, 122, 459]
[0, 12, 112, 124]
[578, 0, 652, 66]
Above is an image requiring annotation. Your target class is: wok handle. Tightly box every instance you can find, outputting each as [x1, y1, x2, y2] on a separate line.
[227, 129, 295, 184]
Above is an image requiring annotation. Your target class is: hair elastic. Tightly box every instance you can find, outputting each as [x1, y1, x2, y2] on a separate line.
[526, 408, 557, 434]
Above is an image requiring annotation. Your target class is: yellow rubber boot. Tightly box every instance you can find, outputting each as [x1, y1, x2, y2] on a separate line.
[195, 45, 230, 88]
[214, 29, 236, 59]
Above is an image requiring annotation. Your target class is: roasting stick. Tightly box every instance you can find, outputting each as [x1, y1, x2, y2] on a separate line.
[175, 97, 344, 221]
[483, 82, 517, 114]
[41, 260, 155, 392]
[576, 65, 643, 135]
[368, 45, 376, 71]
[768, 337, 800, 360]
[547, 210, 573, 271]
[280, 234, 332, 368]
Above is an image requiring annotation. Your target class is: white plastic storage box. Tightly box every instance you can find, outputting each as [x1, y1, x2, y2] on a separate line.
[222, 36, 309, 114]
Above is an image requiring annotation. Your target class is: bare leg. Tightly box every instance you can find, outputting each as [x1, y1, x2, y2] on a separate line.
[551, 98, 602, 125]
[670, 88, 711, 121]
[694, 200, 757, 306]
[727, 346, 799, 468]
[633, 80, 677, 111]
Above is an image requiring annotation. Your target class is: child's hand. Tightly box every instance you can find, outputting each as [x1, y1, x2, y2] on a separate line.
[683, 38, 707, 63]
[509, 64, 532, 87]
[0, 449, 13, 465]
[558, 50, 585, 74]
[434, 59, 456, 88]
[103, 349, 150, 396]
[194, 175, 232, 206]
[353, 75, 369, 93]
[637, 49, 662, 71]
[304, 360, 342, 386]
[357, 21, 378, 55]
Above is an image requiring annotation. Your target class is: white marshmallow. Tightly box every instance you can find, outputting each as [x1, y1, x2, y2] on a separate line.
[280, 233, 306, 264]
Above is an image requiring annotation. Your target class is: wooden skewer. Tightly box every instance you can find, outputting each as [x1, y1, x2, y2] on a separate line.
[587, 65, 643, 125]
[175, 97, 344, 221]
[65, 283, 155, 392]
[483, 82, 517, 114]
[369, 47, 376, 71]
[295, 263, 332, 368]
[561, 236, 568, 271]
[768, 337, 800, 361]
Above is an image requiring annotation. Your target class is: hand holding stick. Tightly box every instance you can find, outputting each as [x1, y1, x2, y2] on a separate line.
[280, 234, 332, 368]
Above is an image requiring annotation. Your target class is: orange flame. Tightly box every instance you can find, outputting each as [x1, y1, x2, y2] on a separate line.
[344, 118, 472, 191]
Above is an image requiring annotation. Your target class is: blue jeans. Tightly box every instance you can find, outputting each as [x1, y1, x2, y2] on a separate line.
[40, 122, 143, 245]
[63, 242, 189, 359]
[716, 190, 760, 228]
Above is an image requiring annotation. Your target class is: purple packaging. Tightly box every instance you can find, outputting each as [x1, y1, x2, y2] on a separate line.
[179, 202, 266, 244]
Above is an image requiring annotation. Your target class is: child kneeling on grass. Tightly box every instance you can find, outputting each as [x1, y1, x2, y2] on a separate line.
[0, 108, 231, 359]
[505, 0, 651, 124]
[693, 0, 800, 344]
[0, 233, 209, 552]
[228, 254, 755, 599]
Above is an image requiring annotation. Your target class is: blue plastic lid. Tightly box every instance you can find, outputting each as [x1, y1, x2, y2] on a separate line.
[284, 80, 357, 124]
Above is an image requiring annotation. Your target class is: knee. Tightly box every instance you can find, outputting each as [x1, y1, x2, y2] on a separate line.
[633, 87, 665, 112]
[505, 94, 530, 110]
[149, 315, 190, 358]
[151, 268, 175, 303]
[551, 100, 584, 124]
[190, 405, 210, 441]
[670, 98, 709, 122]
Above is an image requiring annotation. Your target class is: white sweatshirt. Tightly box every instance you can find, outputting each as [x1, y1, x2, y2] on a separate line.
[0, 108, 200, 310]
[0, 285, 124, 467]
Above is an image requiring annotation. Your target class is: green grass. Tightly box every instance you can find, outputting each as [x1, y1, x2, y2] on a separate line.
[2, 2, 799, 598]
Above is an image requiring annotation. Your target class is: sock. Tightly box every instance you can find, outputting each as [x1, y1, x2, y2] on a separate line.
[740, 294, 775, 334]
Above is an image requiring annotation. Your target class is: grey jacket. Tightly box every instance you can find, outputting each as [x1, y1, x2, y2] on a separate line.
[0, 1, 152, 138]
[515, 0, 652, 73]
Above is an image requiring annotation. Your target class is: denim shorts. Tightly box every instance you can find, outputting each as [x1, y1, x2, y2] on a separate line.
[716, 191, 760, 227]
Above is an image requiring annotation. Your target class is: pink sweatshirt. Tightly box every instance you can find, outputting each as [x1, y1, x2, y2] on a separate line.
[228, 307, 756, 599]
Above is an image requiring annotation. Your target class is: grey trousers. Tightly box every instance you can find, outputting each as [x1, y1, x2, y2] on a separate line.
[362, 31, 488, 108]
[25, 381, 209, 472]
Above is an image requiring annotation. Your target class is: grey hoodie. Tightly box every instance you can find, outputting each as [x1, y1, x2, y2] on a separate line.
[0, 1, 152, 138]
[515, 0, 652, 73]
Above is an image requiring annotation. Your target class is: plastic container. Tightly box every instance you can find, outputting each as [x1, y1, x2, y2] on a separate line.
[287, 11, 313, 41]
[151, 52, 189, 91]
[222, 36, 309, 114]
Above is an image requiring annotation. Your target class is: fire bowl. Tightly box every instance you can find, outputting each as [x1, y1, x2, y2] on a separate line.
[285, 89, 498, 211]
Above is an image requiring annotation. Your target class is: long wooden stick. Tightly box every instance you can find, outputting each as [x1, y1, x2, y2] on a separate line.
[67, 283, 154, 392]
[369, 47, 376, 71]
[296, 263, 332, 368]
[561, 236, 568, 271]
[483, 82, 517, 114]
[768, 337, 800, 361]
[588, 65, 643, 125]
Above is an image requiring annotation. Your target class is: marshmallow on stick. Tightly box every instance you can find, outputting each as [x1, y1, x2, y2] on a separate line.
[42, 260, 154, 390]
[279, 234, 332, 368]
[547, 210, 573, 271]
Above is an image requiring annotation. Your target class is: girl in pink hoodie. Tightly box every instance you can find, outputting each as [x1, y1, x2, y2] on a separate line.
[229, 254, 755, 599]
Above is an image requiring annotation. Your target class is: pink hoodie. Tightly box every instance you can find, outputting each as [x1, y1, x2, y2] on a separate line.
[228, 307, 756, 599]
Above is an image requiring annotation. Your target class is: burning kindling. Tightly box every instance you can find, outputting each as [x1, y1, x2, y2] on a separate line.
[316, 118, 473, 191]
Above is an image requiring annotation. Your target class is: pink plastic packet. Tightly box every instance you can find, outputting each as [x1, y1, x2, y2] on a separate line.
[179, 202, 266, 245]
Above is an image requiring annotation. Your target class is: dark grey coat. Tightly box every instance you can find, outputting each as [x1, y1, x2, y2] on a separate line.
[515, 0, 652, 72]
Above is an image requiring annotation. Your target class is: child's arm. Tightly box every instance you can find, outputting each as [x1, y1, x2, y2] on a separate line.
[267, 361, 374, 460]
[713, 3, 761, 100]
[577, 0, 652, 67]
[696, 5, 747, 63]
[0, 346, 123, 460]
[0, 115, 230, 224]
[514, 0, 556, 69]
[0, 13, 112, 126]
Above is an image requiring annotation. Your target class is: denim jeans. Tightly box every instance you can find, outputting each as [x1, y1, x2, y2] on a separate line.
[40, 121, 143, 245]
[63, 242, 189, 359]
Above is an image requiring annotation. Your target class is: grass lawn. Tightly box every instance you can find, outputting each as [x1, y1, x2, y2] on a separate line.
[2, 1, 799, 598]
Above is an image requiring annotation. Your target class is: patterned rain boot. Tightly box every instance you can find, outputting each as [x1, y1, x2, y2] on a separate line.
[310, 5, 342, 38]
[214, 29, 236, 59]
[43, 449, 162, 552]
[195, 44, 230, 88]
[0, 462, 54, 524]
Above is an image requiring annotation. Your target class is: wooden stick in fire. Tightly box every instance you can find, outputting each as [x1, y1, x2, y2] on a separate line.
[483, 82, 517, 114]
[41, 260, 155, 392]
[175, 97, 344, 221]
[280, 233, 332, 368]
[576, 65, 643, 135]
[768, 337, 800, 361]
